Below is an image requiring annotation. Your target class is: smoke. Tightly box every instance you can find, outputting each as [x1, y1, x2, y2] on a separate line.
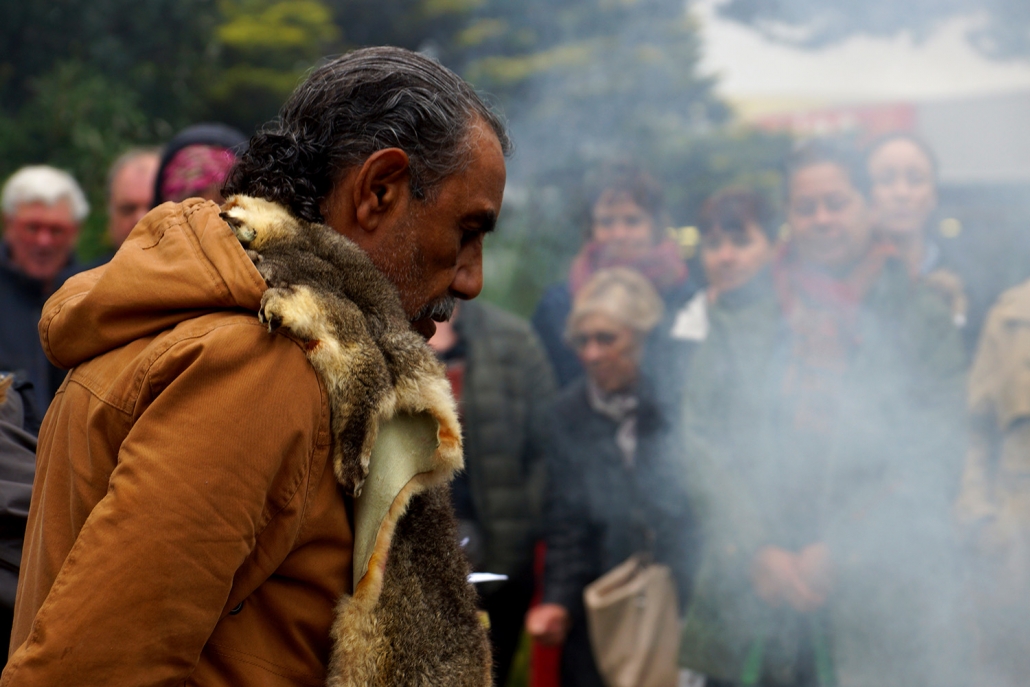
[498, 2, 1030, 686]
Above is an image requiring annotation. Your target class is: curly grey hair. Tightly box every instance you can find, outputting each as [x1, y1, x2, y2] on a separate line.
[223, 46, 512, 223]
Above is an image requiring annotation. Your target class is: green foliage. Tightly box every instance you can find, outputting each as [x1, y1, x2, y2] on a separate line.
[0, 0, 221, 126]
[0, 0, 791, 308]
[0, 0, 222, 258]
[208, 0, 343, 132]
[0, 0, 343, 258]
[0, 60, 165, 259]
[431, 0, 780, 313]
[450, 0, 729, 167]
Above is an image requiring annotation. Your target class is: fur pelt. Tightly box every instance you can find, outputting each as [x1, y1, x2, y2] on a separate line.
[220, 195, 492, 686]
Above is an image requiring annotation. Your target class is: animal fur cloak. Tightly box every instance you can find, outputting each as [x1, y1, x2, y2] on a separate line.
[220, 196, 492, 686]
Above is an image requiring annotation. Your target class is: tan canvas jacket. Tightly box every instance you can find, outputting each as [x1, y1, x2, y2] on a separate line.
[2, 199, 352, 686]
[958, 278, 1030, 544]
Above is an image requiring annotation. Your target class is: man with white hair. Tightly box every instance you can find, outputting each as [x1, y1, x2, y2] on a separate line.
[0, 165, 88, 410]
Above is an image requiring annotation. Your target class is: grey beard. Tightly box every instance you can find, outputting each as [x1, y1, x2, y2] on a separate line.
[411, 294, 457, 323]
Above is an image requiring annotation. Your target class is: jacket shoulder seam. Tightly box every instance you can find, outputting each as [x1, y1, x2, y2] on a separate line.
[140, 317, 308, 395]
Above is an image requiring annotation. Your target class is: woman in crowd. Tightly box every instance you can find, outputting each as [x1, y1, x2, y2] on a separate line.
[678, 140, 968, 687]
[532, 161, 693, 388]
[651, 187, 778, 413]
[865, 133, 971, 340]
[152, 123, 248, 206]
[526, 268, 695, 687]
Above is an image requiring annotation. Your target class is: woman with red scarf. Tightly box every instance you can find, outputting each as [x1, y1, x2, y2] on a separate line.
[531, 161, 694, 388]
[678, 141, 969, 687]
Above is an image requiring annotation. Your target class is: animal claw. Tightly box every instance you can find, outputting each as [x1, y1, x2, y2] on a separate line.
[220, 211, 257, 245]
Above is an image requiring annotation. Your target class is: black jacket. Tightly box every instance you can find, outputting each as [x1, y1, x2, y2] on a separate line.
[0, 377, 37, 610]
[540, 377, 697, 687]
[453, 300, 556, 578]
[0, 246, 82, 411]
[541, 378, 696, 613]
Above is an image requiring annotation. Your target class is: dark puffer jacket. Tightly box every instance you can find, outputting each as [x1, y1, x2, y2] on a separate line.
[541, 378, 697, 687]
[454, 300, 556, 579]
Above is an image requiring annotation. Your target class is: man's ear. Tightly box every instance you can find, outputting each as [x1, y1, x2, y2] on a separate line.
[353, 148, 412, 233]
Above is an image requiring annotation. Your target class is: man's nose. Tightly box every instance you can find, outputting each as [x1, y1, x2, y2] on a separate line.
[35, 229, 58, 248]
[610, 221, 636, 239]
[895, 182, 918, 199]
[813, 204, 836, 227]
[450, 241, 484, 301]
[715, 244, 737, 263]
[579, 340, 605, 363]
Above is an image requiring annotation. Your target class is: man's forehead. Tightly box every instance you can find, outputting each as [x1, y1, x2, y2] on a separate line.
[115, 157, 159, 184]
[791, 164, 857, 194]
[450, 133, 505, 201]
[10, 199, 76, 222]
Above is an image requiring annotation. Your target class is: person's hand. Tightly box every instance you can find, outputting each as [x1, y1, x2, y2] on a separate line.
[526, 603, 571, 646]
[797, 543, 834, 599]
[751, 546, 825, 613]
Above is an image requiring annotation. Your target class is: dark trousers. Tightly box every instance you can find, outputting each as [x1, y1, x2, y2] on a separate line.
[558, 606, 606, 687]
[481, 568, 534, 686]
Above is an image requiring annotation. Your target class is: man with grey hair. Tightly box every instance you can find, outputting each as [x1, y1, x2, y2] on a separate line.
[0, 165, 88, 410]
[105, 148, 160, 249]
[4, 47, 509, 686]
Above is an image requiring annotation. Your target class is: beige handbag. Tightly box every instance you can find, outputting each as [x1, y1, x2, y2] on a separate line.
[583, 554, 681, 687]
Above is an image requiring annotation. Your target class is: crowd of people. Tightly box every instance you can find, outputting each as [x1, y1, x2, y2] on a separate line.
[509, 138, 1023, 687]
[0, 47, 1027, 687]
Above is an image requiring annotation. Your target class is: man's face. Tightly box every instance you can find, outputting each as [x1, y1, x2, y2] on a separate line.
[370, 125, 506, 338]
[3, 200, 80, 282]
[788, 163, 874, 273]
[108, 154, 160, 247]
[590, 192, 656, 263]
[701, 221, 774, 297]
[867, 139, 937, 238]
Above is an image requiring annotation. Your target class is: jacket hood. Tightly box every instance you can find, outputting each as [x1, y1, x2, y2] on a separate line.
[40, 199, 266, 370]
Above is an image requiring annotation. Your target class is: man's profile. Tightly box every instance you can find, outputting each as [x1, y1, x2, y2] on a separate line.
[2, 47, 510, 687]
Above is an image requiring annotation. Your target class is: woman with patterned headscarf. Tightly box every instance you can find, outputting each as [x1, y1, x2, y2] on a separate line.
[152, 123, 248, 205]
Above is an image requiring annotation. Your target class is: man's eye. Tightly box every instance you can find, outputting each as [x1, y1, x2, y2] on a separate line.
[702, 236, 722, 251]
[874, 170, 896, 186]
[793, 201, 816, 217]
[826, 196, 849, 212]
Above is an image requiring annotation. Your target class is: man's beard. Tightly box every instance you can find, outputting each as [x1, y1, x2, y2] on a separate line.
[372, 213, 457, 327]
[411, 294, 457, 323]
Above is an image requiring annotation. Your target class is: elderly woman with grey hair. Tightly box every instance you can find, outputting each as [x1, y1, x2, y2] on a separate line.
[526, 268, 698, 687]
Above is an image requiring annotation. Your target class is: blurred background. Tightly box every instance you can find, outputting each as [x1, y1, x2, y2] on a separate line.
[5, 3, 1030, 686]
[2, 0, 1029, 312]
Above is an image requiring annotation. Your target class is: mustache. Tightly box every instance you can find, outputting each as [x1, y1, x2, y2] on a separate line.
[411, 294, 457, 323]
